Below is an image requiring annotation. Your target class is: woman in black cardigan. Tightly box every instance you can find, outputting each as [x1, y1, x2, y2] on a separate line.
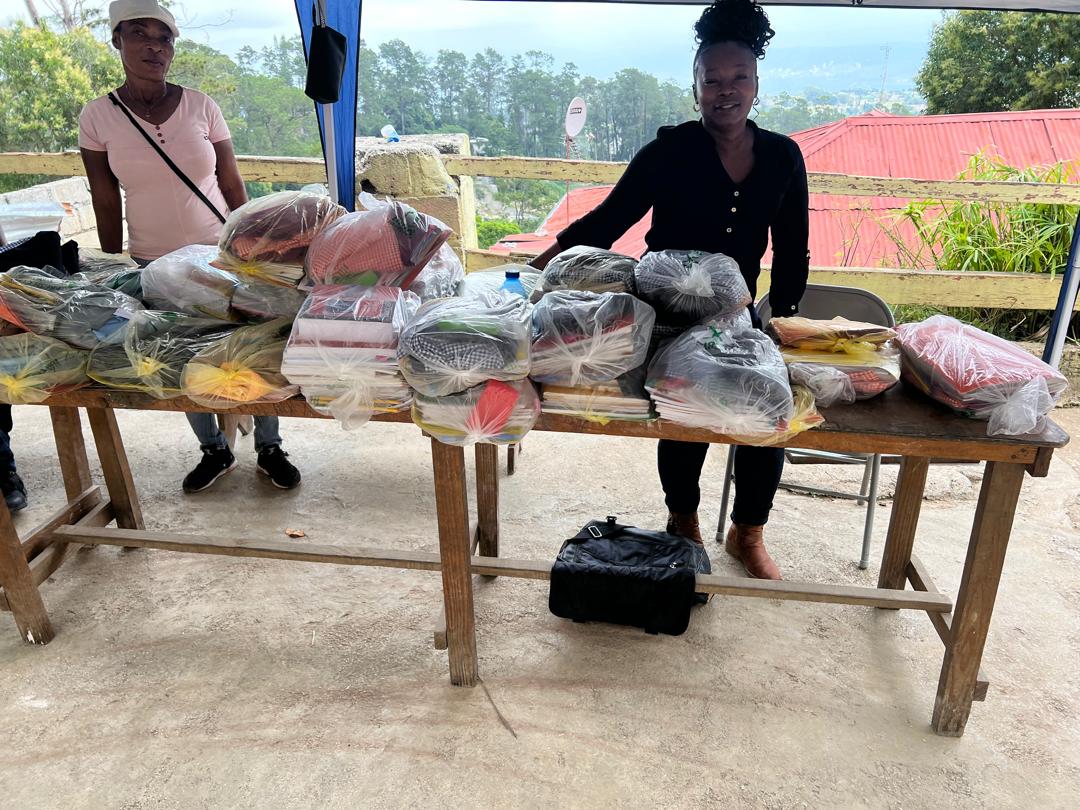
[531, 0, 809, 579]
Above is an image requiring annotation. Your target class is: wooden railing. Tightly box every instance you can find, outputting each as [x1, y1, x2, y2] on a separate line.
[0, 152, 328, 184]
[443, 154, 1080, 312]
[4, 150, 1078, 311]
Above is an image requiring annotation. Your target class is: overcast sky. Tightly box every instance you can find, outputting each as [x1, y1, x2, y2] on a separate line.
[6, 0, 942, 89]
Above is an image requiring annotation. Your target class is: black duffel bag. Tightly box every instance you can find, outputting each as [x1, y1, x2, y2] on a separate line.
[549, 516, 711, 636]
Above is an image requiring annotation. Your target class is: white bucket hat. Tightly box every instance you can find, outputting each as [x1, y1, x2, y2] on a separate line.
[109, 0, 179, 39]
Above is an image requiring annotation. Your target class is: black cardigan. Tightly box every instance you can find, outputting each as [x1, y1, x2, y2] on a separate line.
[557, 119, 810, 316]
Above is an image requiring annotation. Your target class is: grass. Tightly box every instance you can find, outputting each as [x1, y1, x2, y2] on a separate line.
[882, 153, 1078, 341]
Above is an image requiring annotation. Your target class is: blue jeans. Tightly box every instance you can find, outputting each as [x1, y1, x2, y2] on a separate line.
[187, 413, 282, 453]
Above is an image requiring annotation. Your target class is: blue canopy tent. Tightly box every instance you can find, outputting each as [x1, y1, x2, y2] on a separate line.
[294, 0, 362, 211]
[303, 0, 1078, 362]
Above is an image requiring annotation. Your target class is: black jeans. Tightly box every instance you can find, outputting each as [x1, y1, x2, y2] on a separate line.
[0, 404, 14, 474]
[657, 440, 784, 526]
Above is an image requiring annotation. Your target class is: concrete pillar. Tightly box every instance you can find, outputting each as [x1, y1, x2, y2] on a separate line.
[355, 138, 478, 258]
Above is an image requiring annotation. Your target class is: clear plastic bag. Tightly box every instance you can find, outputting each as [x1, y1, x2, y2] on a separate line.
[142, 244, 241, 322]
[397, 290, 532, 397]
[75, 248, 142, 298]
[635, 250, 751, 325]
[230, 280, 307, 323]
[0, 333, 89, 404]
[87, 311, 239, 399]
[781, 344, 900, 401]
[304, 192, 452, 288]
[409, 243, 465, 301]
[530, 290, 655, 387]
[646, 324, 821, 444]
[0, 265, 144, 349]
[460, 265, 540, 299]
[77, 248, 138, 276]
[531, 245, 637, 301]
[281, 285, 420, 428]
[896, 314, 1067, 436]
[768, 316, 897, 351]
[215, 190, 346, 287]
[648, 307, 753, 359]
[181, 319, 296, 408]
[413, 379, 540, 446]
[786, 363, 856, 407]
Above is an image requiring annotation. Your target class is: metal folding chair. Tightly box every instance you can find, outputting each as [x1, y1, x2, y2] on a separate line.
[716, 283, 896, 569]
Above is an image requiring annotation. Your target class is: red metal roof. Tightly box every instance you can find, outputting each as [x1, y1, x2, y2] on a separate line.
[491, 109, 1080, 268]
[489, 185, 651, 259]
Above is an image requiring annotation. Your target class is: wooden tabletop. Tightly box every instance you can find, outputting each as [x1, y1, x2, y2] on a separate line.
[36, 382, 1069, 466]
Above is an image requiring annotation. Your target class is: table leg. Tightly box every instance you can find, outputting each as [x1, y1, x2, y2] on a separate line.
[0, 501, 54, 644]
[50, 407, 93, 500]
[430, 438, 478, 687]
[931, 460, 1026, 736]
[86, 408, 144, 531]
[878, 456, 930, 592]
[475, 443, 500, 559]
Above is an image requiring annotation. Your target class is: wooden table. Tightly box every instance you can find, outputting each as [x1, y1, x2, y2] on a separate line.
[425, 384, 1068, 737]
[0, 385, 1068, 737]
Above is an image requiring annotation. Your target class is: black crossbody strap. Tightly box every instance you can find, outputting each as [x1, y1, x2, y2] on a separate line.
[108, 92, 227, 224]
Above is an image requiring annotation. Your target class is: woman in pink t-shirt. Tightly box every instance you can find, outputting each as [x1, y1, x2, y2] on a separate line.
[79, 0, 300, 493]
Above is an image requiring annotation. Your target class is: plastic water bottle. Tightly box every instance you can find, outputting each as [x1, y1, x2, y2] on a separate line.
[380, 124, 400, 143]
[500, 269, 526, 298]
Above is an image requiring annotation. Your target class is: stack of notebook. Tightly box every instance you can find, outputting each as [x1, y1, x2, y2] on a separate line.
[281, 285, 419, 426]
[540, 369, 654, 423]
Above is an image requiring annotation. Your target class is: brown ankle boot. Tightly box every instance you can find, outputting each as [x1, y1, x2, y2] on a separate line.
[666, 511, 703, 545]
[725, 523, 782, 580]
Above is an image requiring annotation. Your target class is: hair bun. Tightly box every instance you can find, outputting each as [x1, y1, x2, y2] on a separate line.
[694, 0, 775, 59]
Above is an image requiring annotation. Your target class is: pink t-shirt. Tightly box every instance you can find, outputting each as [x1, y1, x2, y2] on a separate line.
[79, 88, 232, 261]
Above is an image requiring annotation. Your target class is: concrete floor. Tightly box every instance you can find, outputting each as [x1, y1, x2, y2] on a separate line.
[2, 404, 1079, 808]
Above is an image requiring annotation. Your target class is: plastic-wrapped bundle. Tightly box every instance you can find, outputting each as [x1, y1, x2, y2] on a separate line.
[0, 333, 89, 404]
[532, 246, 637, 301]
[397, 291, 532, 397]
[413, 379, 540, 446]
[768, 316, 897, 351]
[896, 315, 1067, 436]
[281, 286, 420, 428]
[78, 247, 137, 274]
[530, 291, 655, 386]
[409, 243, 465, 301]
[635, 250, 751, 325]
[231, 280, 307, 322]
[304, 194, 452, 287]
[214, 191, 346, 286]
[181, 319, 296, 407]
[142, 244, 241, 322]
[647, 325, 822, 444]
[460, 265, 540, 299]
[781, 344, 900, 403]
[87, 311, 239, 398]
[0, 266, 143, 349]
[786, 363, 855, 407]
[647, 308, 754, 359]
[76, 248, 142, 297]
[74, 266, 143, 299]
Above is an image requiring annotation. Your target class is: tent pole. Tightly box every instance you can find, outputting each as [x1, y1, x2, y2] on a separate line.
[1042, 209, 1080, 368]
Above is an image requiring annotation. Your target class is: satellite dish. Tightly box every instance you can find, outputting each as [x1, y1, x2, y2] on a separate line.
[564, 97, 587, 139]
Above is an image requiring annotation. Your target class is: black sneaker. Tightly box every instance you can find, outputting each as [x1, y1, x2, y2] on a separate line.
[182, 446, 237, 493]
[256, 445, 301, 490]
[1, 471, 27, 512]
